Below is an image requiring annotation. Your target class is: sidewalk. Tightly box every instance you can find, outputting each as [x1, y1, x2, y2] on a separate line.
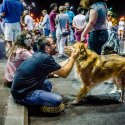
[0, 60, 28, 125]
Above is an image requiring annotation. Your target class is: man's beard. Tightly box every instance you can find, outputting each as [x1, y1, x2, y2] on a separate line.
[51, 49, 58, 55]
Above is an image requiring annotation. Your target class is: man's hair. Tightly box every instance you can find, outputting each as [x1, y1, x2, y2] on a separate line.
[50, 3, 57, 10]
[42, 10, 47, 14]
[77, 7, 84, 14]
[65, 2, 70, 5]
[38, 37, 50, 51]
[24, 10, 29, 15]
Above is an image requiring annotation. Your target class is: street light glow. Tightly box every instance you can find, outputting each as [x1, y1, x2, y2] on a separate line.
[22, 1, 36, 15]
[30, 13, 34, 17]
[22, 2, 26, 7]
[31, 2, 35, 7]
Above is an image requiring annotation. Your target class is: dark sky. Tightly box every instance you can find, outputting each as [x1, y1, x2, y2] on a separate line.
[27, 0, 125, 18]
[0, 0, 125, 18]
[107, 0, 125, 17]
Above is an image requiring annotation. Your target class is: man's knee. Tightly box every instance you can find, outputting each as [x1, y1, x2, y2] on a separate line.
[53, 95, 62, 106]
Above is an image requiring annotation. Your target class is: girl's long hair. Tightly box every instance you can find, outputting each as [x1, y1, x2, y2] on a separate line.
[8, 31, 32, 58]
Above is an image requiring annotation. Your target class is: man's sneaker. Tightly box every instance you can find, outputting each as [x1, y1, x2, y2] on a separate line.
[40, 103, 65, 113]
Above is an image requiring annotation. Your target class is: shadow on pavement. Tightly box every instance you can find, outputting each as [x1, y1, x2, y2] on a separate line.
[28, 92, 121, 117]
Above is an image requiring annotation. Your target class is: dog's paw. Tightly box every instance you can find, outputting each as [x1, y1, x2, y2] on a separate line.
[119, 98, 125, 103]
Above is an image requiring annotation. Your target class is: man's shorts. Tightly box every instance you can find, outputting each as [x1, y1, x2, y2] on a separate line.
[4, 22, 21, 42]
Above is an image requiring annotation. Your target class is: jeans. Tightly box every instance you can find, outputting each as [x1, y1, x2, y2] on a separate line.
[69, 24, 74, 43]
[50, 31, 56, 41]
[44, 28, 50, 36]
[14, 80, 62, 107]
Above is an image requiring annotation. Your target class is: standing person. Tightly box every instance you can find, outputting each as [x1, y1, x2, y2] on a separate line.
[118, 18, 125, 40]
[4, 31, 33, 88]
[0, 3, 4, 36]
[49, 3, 58, 41]
[24, 10, 34, 32]
[41, 10, 50, 36]
[81, 0, 108, 55]
[107, 14, 113, 35]
[64, 2, 75, 43]
[106, 10, 113, 35]
[56, 6, 69, 58]
[11, 37, 79, 113]
[73, 7, 86, 42]
[0, 0, 24, 55]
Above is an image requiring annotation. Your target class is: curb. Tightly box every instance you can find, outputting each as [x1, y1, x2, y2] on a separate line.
[4, 96, 28, 125]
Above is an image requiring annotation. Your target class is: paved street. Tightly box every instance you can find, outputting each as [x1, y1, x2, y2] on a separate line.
[120, 39, 124, 52]
[29, 57, 125, 125]
[0, 0, 125, 125]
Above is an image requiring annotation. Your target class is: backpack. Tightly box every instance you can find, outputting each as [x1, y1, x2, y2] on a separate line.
[101, 31, 120, 55]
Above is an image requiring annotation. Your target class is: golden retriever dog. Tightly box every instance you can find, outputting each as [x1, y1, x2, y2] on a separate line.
[64, 42, 125, 104]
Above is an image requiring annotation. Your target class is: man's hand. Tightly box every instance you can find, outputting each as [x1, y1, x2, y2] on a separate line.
[53, 50, 80, 78]
[70, 50, 80, 61]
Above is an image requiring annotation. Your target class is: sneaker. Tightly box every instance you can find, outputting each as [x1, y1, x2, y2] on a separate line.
[40, 103, 65, 113]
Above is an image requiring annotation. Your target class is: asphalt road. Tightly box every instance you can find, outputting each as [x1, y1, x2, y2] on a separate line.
[29, 56, 125, 125]
[1, 38, 125, 125]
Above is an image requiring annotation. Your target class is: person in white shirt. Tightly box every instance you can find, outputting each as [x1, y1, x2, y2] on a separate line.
[107, 21, 112, 30]
[118, 18, 125, 40]
[24, 10, 34, 31]
[107, 14, 113, 35]
[40, 10, 50, 36]
[73, 7, 86, 42]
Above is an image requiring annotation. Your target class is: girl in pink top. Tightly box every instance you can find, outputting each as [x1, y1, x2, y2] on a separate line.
[4, 31, 33, 87]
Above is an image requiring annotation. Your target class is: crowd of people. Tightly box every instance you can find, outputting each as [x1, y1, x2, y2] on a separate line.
[0, 0, 124, 114]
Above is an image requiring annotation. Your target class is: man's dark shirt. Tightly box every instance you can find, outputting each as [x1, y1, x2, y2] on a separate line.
[11, 52, 61, 99]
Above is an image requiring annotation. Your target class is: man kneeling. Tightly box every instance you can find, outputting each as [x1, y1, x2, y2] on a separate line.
[11, 37, 79, 113]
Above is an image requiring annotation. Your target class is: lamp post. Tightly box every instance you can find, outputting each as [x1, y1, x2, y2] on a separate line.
[22, 1, 35, 15]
